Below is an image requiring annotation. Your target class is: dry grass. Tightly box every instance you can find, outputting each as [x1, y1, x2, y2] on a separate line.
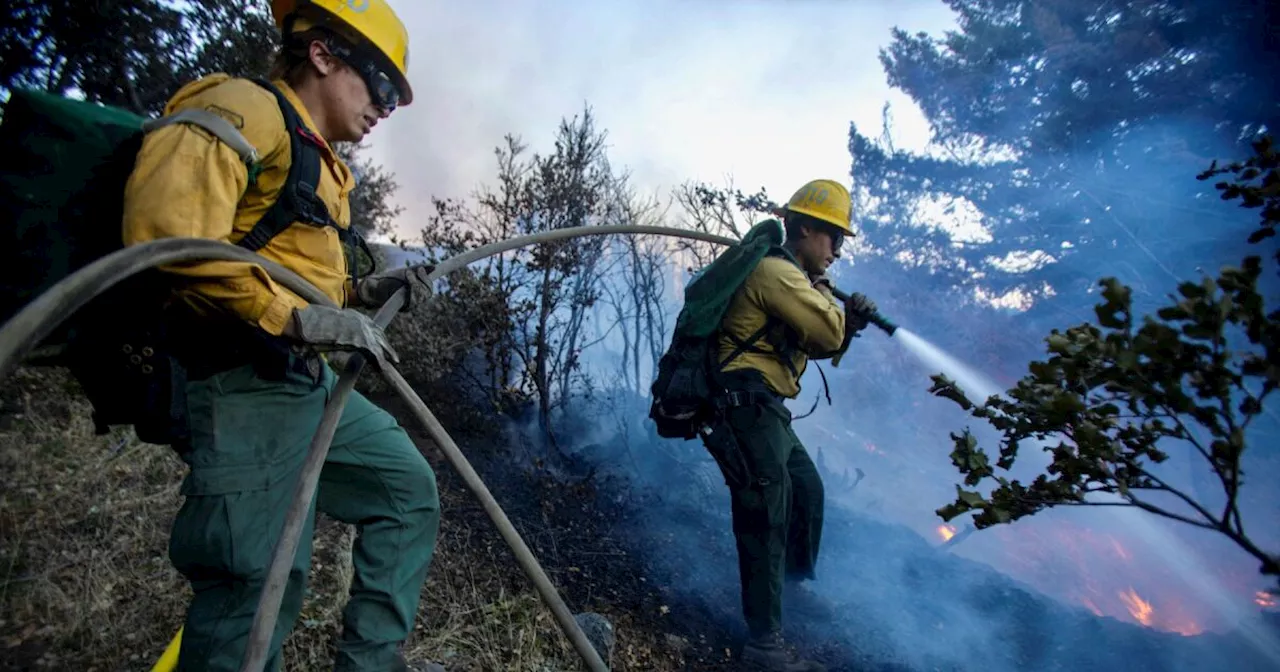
[0, 366, 586, 671]
[0, 366, 189, 670]
[406, 510, 578, 671]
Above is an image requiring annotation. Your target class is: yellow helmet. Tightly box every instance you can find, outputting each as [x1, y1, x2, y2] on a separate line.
[271, 0, 413, 107]
[778, 179, 854, 236]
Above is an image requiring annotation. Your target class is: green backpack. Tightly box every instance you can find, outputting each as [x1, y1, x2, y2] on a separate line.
[648, 219, 799, 440]
[0, 82, 365, 446]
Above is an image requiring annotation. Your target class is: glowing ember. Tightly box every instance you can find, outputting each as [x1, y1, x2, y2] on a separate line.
[936, 524, 957, 542]
[1257, 591, 1278, 610]
[1119, 588, 1154, 626]
[1163, 613, 1204, 637]
[970, 519, 1229, 636]
[1109, 537, 1131, 561]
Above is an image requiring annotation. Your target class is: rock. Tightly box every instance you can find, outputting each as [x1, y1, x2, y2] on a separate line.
[573, 612, 616, 669]
[664, 633, 691, 652]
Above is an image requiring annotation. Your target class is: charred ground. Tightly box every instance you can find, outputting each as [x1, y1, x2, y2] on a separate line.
[1, 369, 1274, 671]
[379, 391, 1279, 672]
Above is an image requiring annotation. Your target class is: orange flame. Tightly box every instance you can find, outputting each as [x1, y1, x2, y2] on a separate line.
[1164, 614, 1204, 637]
[1119, 588, 1154, 626]
[1257, 591, 1278, 610]
[1081, 598, 1104, 617]
[937, 524, 957, 542]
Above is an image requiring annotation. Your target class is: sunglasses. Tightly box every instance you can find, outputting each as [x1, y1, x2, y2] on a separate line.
[824, 229, 845, 255]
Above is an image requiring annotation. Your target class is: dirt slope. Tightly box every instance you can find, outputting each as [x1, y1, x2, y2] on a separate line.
[3, 367, 1274, 672]
[0, 367, 693, 672]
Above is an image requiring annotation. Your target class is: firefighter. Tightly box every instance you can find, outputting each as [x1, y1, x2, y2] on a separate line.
[708, 179, 876, 671]
[122, 1, 441, 670]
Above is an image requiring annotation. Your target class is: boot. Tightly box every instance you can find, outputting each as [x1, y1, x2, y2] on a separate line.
[784, 579, 836, 621]
[741, 630, 827, 672]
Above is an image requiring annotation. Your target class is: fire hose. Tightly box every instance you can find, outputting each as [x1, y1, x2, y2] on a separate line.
[0, 225, 895, 672]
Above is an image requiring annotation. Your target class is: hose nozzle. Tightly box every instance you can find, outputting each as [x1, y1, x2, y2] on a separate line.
[866, 311, 898, 336]
[831, 287, 898, 336]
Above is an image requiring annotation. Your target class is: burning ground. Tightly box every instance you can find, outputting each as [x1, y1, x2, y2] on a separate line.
[2, 368, 1277, 671]
[497, 394, 1280, 672]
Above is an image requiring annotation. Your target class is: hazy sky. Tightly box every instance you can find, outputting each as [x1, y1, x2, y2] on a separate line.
[362, 0, 959, 242]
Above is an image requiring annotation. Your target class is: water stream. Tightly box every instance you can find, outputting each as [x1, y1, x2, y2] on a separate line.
[892, 327, 1002, 403]
[880, 325, 1280, 663]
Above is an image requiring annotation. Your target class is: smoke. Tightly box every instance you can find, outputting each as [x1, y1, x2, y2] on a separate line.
[462, 238, 1272, 671]
[358, 2, 1280, 668]
[422, 184, 1277, 670]
[362, 0, 956, 244]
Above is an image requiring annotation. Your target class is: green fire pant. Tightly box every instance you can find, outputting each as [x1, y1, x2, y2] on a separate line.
[168, 357, 441, 672]
[703, 398, 825, 638]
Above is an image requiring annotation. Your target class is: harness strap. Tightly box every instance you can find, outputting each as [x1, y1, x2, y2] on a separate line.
[712, 389, 781, 410]
[792, 362, 832, 421]
[236, 79, 351, 252]
[722, 316, 801, 379]
[717, 321, 773, 371]
[235, 79, 373, 286]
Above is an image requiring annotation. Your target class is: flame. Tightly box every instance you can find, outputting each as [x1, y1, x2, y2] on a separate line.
[978, 521, 1220, 636]
[1257, 591, 1278, 610]
[1081, 597, 1104, 617]
[937, 524, 957, 542]
[1164, 613, 1204, 637]
[1119, 588, 1154, 626]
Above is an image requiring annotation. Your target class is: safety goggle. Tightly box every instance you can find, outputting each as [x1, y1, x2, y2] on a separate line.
[327, 40, 401, 114]
[353, 58, 400, 114]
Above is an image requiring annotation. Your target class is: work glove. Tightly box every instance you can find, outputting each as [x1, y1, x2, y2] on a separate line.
[355, 263, 436, 311]
[285, 305, 400, 370]
[844, 292, 877, 333]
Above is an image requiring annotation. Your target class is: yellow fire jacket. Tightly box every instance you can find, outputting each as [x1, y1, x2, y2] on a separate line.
[122, 74, 356, 337]
[717, 256, 846, 399]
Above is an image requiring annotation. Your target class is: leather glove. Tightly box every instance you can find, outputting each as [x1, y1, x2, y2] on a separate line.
[355, 263, 436, 311]
[285, 305, 400, 370]
[844, 292, 877, 333]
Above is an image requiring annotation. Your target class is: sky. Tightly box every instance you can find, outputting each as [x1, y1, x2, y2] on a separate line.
[361, 0, 958, 242]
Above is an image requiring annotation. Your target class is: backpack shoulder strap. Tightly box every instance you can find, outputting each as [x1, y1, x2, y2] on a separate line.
[235, 78, 359, 254]
[141, 108, 262, 169]
[715, 321, 772, 371]
[765, 244, 800, 267]
[737, 248, 806, 378]
[708, 250, 787, 376]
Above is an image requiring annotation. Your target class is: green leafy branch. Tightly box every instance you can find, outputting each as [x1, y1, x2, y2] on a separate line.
[930, 136, 1280, 582]
[1197, 135, 1279, 261]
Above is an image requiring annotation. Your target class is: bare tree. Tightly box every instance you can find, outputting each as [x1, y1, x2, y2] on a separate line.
[414, 106, 625, 449]
[597, 184, 680, 395]
[671, 177, 778, 273]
